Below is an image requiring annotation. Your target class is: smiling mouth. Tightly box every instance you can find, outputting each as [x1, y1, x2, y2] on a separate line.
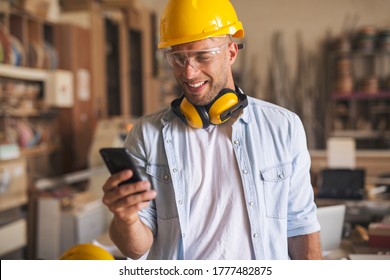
[186, 81, 206, 88]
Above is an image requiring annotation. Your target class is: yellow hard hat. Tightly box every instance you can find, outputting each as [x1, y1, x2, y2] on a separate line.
[59, 243, 115, 260]
[158, 0, 244, 49]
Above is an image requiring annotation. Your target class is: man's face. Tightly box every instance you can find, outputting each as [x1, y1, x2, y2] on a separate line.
[168, 37, 238, 106]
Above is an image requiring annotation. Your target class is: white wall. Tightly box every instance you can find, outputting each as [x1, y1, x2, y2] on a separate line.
[141, 0, 390, 98]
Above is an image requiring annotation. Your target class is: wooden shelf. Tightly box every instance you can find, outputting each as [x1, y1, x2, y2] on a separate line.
[0, 109, 57, 118]
[331, 90, 390, 149]
[330, 37, 390, 150]
[0, 64, 48, 81]
[0, 192, 27, 212]
[20, 144, 58, 157]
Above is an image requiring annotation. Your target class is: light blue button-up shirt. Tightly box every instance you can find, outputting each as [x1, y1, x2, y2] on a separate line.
[124, 95, 320, 260]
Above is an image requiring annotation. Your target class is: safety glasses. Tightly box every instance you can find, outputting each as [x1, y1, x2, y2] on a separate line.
[165, 43, 229, 70]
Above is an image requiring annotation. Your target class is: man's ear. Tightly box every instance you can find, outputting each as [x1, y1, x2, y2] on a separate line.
[228, 42, 239, 65]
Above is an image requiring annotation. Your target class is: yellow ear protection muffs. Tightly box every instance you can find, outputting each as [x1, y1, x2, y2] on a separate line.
[171, 86, 248, 128]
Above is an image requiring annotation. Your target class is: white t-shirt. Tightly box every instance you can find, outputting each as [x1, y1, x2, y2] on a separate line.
[184, 118, 255, 259]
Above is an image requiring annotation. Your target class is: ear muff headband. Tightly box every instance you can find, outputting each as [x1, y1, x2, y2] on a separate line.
[171, 86, 248, 128]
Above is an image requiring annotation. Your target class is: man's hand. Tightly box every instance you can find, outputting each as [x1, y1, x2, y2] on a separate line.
[102, 169, 156, 224]
[102, 169, 157, 259]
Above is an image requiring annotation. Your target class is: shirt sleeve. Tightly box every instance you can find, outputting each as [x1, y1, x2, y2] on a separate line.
[287, 114, 320, 237]
[123, 120, 158, 236]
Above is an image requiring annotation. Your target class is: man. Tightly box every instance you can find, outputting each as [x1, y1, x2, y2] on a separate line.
[102, 0, 322, 260]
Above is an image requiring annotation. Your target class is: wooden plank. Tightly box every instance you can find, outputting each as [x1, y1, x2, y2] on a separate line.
[90, 2, 107, 118]
[119, 11, 130, 116]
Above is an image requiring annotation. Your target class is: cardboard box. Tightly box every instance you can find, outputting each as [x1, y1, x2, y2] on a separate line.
[0, 158, 28, 212]
[0, 218, 27, 256]
[45, 70, 74, 108]
[36, 192, 106, 259]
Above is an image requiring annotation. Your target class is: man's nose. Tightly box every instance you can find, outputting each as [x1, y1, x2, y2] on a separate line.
[182, 58, 198, 77]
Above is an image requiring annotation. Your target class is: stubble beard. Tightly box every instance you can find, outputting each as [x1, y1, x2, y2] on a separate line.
[178, 64, 229, 107]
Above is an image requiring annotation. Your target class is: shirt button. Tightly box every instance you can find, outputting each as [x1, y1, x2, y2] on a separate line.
[234, 140, 239, 145]
[253, 233, 258, 238]
[178, 200, 183, 205]
[166, 139, 171, 144]
[278, 173, 284, 179]
[163, 174, 170, 181]
[173, 168, 178, 172]
[243, 169, 248, 174]
[249, 201, 254, 207]
[182, 233, 185, 238]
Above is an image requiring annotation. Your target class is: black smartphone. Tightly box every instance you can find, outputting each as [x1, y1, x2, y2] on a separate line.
[99, 147, 142, 185]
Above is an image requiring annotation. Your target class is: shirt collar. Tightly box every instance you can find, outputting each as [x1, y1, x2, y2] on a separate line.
[239, 104, 251, 124]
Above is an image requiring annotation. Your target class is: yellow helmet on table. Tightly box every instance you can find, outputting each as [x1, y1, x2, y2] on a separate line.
[158, 0, 244, 49]
[59, 243, 115, 260]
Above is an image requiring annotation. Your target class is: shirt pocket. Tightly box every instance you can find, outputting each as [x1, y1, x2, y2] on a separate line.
[146, 164, 178, 220]
[260, 162, 292, 219]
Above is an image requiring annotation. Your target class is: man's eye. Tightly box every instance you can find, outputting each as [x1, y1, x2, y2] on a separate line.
[174, 55, 187, 64]
[195, 54, 212, 61]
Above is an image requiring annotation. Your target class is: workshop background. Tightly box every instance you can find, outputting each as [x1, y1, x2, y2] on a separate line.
[0, 0, 390, 260]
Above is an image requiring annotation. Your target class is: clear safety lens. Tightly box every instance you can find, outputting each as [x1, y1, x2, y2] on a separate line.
[165, 43, 229, 69]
